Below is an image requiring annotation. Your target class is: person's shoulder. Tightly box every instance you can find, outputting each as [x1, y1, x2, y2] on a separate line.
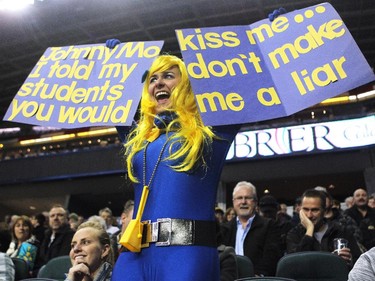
[288, 223, 305, 235]
[20, 240, 38, 252]
[344, 206, 357, 215]
[326, 220, 346, 235]
[221, 219, 236, 230]
[111, 229, 121, 237]
[106, 225, 120, 235]
[45, 227, 52, 236]
[248, 215, 276, 233]
[367, 207, 375, 217]
[253, 213, 273, 226]
[60, 224, 75, 236]
[351, 247, 375, 272]
[365, 246, 375, 257]
[0, 251, 12, 261]
[26, 235, 40, 246]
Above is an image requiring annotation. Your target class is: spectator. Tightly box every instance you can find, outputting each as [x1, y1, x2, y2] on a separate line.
[66, 221, 114, 281]
[290, 197, 302, 227]
[6, 215, 39, 273]
[116, 200, 134, 258]
[0, 222, 11, 253]
[278, 203, 290, 216]
[216, 222, 237, 281]
[221, 181, 281, 276]
[77, 215, 85, 226]
[368, 195, 375, 209]
[259, 195, 292, 255]
[331, 199, 342, 211]
[345, 196, 354, 209]
[348, 246, 375, 281]
[7, 215, 20, 231]
[259, 195, 279, 219]
[30, 213, 47, 245]
[88, 216, 107, 230]
[321, 188, 365, 253]
[99, 207, 120, 235]
[286, 189, 362, 265]
[69, 213, 80, 231]
[345, 188, 375, 250]
[215, 207, 225, 224]
[277, 204, 292, 225]
[0, 252, 14, 281]
[37, 204, 75, 269]
[119, 200, 134, 237]
[224, 207, 236, 223]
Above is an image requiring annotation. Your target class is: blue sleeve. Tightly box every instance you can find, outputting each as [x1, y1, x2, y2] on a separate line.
[17, 242, 38, 270]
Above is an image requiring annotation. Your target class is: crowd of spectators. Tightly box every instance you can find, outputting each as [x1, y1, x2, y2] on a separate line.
[1, 185, 375, 280]
[0, 134, 122, 161]
[0, 202, 132, 280]
[216, 183, 375, 278]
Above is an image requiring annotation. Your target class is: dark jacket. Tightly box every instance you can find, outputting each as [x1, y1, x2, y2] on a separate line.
[344, 206, 375, 226]
[32, 225, 48, 247]
[286, 221, 362, 264]
[345, 206, 375, 250]
[326, 208, 364, 249]
[221, 214, 281, 276]
[37, 224, 75, 266]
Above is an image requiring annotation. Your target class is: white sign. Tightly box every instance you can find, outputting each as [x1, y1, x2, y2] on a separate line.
[226, 115, 375, 161]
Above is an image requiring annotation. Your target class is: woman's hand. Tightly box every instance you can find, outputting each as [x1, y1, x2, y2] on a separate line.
[106, 38, 121, 49]
[66, 261, 91, 281]
[268, 7, 287, 22]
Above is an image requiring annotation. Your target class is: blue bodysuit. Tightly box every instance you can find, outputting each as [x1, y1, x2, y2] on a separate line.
[112, 125, 238, 281]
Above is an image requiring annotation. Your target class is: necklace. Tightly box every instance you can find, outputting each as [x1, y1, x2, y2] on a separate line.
[123, 139, 169, 249]
[143, 140, 169, 190]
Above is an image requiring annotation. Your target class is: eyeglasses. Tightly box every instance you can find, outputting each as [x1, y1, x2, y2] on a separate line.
[233, 196, 255, 202]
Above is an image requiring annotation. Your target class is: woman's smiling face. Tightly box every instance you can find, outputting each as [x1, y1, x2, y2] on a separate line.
[70, 227, 109, 275]
[148, 66, 181, 113]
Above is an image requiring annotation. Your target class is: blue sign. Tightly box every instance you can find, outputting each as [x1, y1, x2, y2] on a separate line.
[4, 41, 164, 128]
[176, 3, 375, 126]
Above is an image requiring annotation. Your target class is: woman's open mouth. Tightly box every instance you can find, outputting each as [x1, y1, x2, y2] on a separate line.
[155, 91, 170, 104]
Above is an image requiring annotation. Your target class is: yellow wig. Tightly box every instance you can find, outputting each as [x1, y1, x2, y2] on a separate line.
[124, 55, 216, 182]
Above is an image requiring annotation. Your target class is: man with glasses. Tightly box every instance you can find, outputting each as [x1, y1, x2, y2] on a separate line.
[220, 181, 281, 276]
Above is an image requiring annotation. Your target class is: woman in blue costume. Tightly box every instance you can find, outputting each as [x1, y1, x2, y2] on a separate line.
[112, 54, 239, 281]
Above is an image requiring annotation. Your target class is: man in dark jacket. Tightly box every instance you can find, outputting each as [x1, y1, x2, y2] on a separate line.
[31, 213, 47, 245]
[322, 188, 365, 252]
[258, 194, 292, 255]
[287, 189, 362, 265]
[345, 188, 375, 250]
[221, 181, 281, 276]
[36, 204, 75, 268]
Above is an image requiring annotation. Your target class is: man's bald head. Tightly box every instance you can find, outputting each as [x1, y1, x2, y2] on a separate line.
[353, 188, 368, 208]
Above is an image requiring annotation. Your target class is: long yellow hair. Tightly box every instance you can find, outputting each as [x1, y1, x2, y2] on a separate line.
[124, 55, 216, 182]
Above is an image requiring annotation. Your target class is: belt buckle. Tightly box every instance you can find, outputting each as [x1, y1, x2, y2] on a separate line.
[156, 218, 172, 246]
